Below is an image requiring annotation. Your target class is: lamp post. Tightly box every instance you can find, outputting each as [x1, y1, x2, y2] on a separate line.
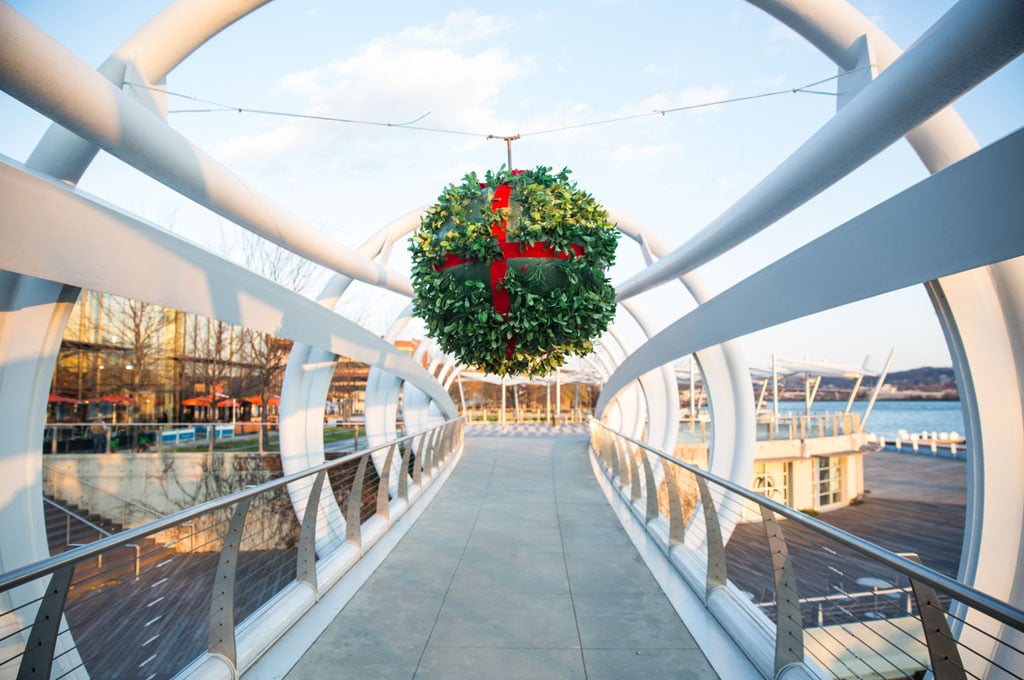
[125, 363, 135, 450]
[96, 363, 104, 421]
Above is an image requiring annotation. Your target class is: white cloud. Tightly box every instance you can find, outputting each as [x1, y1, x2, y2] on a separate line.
[640, 85, 732, 113]
[212, 122, 313, 164]
[608, 143, 667, 164]
[279, 11, 526, 136]
[210, 11, 528, 172]
[394, 10, 512, 47]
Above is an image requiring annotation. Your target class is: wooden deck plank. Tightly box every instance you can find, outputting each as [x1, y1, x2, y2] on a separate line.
[725, 449, 966, 625]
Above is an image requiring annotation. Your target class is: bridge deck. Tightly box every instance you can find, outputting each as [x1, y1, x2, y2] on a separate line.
[281, 433, 718, 679]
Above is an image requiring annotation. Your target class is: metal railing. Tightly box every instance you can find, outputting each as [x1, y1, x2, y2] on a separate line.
[43, 420, 369, 455]
[1, 418, 463, 680]
[590, 420, 1024, 680]
[42, 463, 164, 530]
[758, 412, 862, 442]
[42, 498, 142, 581]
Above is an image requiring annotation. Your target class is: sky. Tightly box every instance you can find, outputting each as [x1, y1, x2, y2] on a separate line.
[1, 0, 1022, 373]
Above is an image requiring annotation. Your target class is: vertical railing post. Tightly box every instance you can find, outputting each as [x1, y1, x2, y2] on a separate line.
[17, 565, 74, 680]
[208, 497, 252, 669]
[423, 428, 441, 481]
[760, 506, 805, 675]
[611, 436, 626, 486]
[665, 464, 687, 548]
[433, 425, 445, 470]
[900, 553, 967, 680]
[413, 431, 427, 489]
[420, 430, 434, 481]
[376, 444, 398, 523]
[346, 453, 370, 548]
[442, 421, 454, 464]
[601, 429, 615, 472]
[695, 475, 728, 594]
[637, 448, 659, 522]
[628, 445, 643, 504]
[432, 425, 448, 472]
[297, 470, 326, 595]
[398, 442, 413, 503]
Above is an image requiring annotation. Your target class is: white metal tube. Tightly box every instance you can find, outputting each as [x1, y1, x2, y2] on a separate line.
[615, 0, 1024, 300]
[0, 4, 412, 296]
[858, 348, 895, 433]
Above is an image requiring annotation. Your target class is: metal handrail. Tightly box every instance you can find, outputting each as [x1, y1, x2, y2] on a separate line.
[43, 496, 114, 539]
[2, 421, 452, 594]
[590, 420, 1024, 635]
[42, 497, 142, 579]
[43, 462, 164, 522]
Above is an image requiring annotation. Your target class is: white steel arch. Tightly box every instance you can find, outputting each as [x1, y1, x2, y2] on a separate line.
[594, 2, 1024, 674]
[750, 2, 1024, 668]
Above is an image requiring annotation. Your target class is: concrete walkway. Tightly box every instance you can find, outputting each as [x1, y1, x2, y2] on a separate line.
[285, 434, 718, 679]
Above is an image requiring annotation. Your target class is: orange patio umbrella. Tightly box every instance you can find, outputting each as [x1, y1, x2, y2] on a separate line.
[244, 396, 280, 407]
[95, 394, 130, 403]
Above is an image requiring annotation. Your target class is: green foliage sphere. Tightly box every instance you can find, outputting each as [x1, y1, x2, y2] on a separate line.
[410, 166, 618, 376]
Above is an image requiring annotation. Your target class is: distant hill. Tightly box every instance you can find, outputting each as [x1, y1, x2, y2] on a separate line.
[882, 366, 958, 390]
[810, 366, 958, 399]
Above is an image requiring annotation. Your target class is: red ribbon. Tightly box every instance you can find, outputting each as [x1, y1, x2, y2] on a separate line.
[434, 179, 585, 359]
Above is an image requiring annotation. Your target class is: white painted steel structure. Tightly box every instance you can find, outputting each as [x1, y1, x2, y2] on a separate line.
[0, 0, 1022, 678]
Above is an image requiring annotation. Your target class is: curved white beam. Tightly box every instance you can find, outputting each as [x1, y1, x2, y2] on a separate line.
[598, 129, 1024, 411]
[617, 299, 680, 455]
[278, 208, 434, 482]
[0, 159, 446, 400]
[0, 4, 277, 673]
[610, 210, 751, 484]
[27, 0, 273, 182]
[615, 0, 1024, 301]
[747, 2, 1024, 667]
[0, 3, 411, 296]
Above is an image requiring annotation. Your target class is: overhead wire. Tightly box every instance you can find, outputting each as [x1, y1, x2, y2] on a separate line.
[125, 65, 873, 149]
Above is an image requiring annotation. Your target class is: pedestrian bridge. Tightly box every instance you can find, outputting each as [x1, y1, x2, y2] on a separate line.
[258, 431, 723, 680]
[2, 1, 1024, 678]
[3, 422, 1022, 679]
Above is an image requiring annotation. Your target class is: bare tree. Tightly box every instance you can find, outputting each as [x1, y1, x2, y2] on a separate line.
[240, 330, 293, 452]
[98, 295, 170, 448]
[186, 317, 240, 453]
[238, 230, 319, 296]
[235, 230, 317, 450]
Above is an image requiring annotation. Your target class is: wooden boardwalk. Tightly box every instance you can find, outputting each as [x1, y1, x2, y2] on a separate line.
[726, 449, 966, 622]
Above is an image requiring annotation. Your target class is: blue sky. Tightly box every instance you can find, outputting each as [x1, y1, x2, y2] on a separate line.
[2, 1, 1022, 372]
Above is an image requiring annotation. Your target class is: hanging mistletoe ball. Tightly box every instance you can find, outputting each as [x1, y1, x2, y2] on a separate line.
[410, 166, 619, 377]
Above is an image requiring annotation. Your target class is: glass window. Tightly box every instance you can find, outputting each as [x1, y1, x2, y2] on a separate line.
[754, 461, 789, 505]
[816, 456, 842, 506]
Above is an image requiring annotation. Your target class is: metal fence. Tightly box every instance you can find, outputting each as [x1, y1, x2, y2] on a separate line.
[589, 420, 1024, 680]
[0, 418, 463, 680]
[42, 420, 377, 455]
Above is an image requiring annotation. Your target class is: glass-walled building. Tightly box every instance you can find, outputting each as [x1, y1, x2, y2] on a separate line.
[49, 290, 371, 424]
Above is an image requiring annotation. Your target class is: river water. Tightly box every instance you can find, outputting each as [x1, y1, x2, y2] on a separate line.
[680, 400, 966, 442]
[773, 399, 965, 438]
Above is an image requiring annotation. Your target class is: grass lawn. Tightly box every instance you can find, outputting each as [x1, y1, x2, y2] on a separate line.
[171, 426, 358, 453]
